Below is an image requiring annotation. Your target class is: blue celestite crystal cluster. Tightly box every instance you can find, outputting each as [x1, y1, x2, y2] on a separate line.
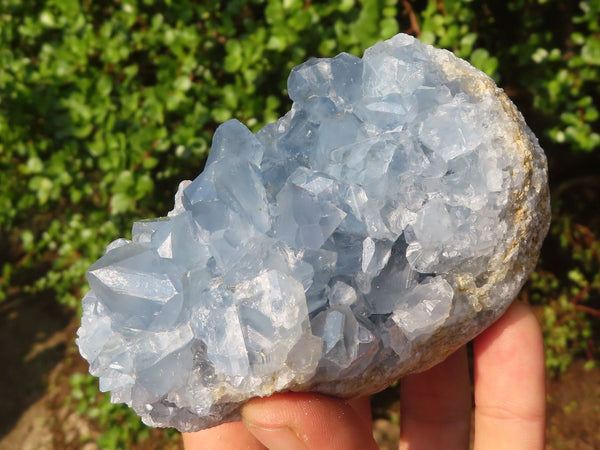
[76, 33, 550, 431]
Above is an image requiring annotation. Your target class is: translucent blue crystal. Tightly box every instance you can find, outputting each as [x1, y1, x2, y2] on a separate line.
[77, 33, 550, 431]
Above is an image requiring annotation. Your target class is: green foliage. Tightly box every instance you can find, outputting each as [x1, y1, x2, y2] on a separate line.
[0, 0, 405, 307]
[501, 0, 600, 152]
[1, 0, 599, 445]
[418, 0, 499, 79]
[530, 217, 600, 376]
[70, 372, 150, 448]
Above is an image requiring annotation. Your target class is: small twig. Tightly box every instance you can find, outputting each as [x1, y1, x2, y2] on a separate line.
[569, 285, 591, 304]
[437, 0, 447, 16]
[0, 250, 35, 286]
[585, 339, 595, 361]
[403, 1, 421, 36]
[132, 142, 156, 172]
[553, 175, 600, 201]
[574, 304, 600, 318]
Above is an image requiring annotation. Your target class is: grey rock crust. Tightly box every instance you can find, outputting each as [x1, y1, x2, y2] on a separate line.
[76, 33, 550, 431]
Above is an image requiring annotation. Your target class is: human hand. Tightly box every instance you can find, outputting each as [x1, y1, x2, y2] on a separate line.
[183, 301, 545, 450]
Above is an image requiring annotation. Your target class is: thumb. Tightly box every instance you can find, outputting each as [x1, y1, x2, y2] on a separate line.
[241, 392, 378, 450]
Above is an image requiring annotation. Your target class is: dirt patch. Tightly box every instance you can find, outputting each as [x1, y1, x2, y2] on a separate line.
[0, 293, 181, 450]
[0, 290, 71, 442]
[0, 397, 54, 450]
[546, 360, 600, 449]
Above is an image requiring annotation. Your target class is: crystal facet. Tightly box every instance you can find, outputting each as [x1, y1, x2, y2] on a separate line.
[77, 33, 550, 431]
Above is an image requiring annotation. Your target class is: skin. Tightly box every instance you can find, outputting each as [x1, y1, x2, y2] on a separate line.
[183, 301, 546, 450]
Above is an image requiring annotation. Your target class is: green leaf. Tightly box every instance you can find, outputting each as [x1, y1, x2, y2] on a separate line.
[26, 156, 44, 174]
[39, 10, 57, 28]
[581, 37, 600, 65]
[174, 75, 192, 92]
[110, 193, 134, 214]
[21, 230, 35, 252]
[224, 39, 243, 72]
[470, 48, 499, 77]
[112, 171, 134, 194]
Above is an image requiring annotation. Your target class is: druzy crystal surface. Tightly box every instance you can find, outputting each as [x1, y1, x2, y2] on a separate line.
[77, 33, 550, 431]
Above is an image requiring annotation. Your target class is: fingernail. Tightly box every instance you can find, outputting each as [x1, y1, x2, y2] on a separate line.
[243, 422, 306, 450]
[242, 403, 306, 450]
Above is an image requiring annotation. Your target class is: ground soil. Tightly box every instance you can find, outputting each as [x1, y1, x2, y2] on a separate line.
[0, 293, 598, 450]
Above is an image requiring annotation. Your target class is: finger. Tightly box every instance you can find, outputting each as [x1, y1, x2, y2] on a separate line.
[347, 395, 373, 426]
[183, 421, 266, 450]
[473, 301, 546, 450]
[241, 392, 378, 450]
[181, 395, 373, 450]
[399, 345, 472, 450]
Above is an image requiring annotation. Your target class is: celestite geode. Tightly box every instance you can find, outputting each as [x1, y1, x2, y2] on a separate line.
[76, 33, 550, 431]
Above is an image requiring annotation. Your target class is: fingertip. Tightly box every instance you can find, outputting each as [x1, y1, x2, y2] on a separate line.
[476, 301, 543, 353]
[474, 301, 545, 388]
[182, 421, 265, 450]
[241, 393, 377, 450]
[473, 301, 546, 450]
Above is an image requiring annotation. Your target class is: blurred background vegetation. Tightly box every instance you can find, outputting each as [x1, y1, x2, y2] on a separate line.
[1, 0, 599, 448]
